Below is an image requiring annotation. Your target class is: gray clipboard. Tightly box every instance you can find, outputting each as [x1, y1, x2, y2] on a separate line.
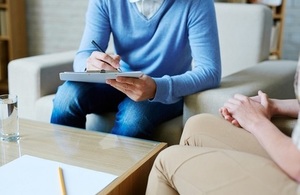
[59, 71, 143, 83]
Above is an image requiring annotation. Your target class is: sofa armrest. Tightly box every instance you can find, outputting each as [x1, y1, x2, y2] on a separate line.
[183, 60, 297, 124]
[8, 50, 76, 119]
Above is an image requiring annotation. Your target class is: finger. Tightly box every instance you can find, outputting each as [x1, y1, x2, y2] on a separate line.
[94, 52, 119, 67]
[114, 83, 129, 94]
[220, 107, 229, 117]
[233, 93, 248, 101]
[226, 96, 243, 105]
[231, 119, 241, 127]
[219, 107, 235, 122]
[250, 95, 260, 102]
[111, 54, 121, 62]
[107, 79, 135, 95]
[89, 52, 120, 70]
[109, 54, 121, 69]
[224, 113, 235, 122]
[223, 99, 239, 110]
[87, 52, 116, 70]
[116, 77, 139, 87]
[87, 60, 114, 71]
[258, 90, 269, 108]
[224, 114, 232, 121]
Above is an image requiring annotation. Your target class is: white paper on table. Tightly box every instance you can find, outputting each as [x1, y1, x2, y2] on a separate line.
[0, 155, 118, 195]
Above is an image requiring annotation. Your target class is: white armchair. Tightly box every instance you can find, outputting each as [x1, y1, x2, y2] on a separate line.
[9, 3, 296, 145]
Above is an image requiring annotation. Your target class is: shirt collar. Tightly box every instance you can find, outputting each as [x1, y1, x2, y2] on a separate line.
[129, 0, 160, 2]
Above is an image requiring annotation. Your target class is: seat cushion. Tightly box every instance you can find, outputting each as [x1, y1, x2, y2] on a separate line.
[35, 95, 56, 123]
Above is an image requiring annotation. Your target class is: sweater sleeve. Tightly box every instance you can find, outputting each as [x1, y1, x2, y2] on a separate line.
[151, 0, 221, 104]
[73, 0, 111, 72]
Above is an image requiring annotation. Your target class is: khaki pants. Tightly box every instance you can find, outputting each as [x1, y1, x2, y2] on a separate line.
[146, 114, 299, 195]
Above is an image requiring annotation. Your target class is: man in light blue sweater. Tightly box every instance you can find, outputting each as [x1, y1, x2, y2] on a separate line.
[51, 0, 221, 139]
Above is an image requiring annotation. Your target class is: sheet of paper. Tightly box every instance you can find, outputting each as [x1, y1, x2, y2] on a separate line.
[0, 155, 117, 195]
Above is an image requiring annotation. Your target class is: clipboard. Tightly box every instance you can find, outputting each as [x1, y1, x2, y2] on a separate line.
[59, 71, 143, 83]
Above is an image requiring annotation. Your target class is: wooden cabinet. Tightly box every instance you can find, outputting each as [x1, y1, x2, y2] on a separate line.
[0, 0, 28, 94]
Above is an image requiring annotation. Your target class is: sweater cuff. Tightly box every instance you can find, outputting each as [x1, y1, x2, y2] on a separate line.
[151, 76, 171, 104]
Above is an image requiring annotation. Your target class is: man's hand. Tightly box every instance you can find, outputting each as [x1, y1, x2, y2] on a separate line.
[86, 51, 121, 71]
[106, 74, 157, 102]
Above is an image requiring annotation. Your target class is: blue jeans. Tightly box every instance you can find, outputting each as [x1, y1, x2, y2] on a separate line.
[51, 81, 183, 139]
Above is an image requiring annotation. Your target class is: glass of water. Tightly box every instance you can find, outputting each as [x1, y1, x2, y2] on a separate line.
[0, 94, 19, 142]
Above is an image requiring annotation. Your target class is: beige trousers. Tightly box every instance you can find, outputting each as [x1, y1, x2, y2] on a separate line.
[146, 114, 299, 195]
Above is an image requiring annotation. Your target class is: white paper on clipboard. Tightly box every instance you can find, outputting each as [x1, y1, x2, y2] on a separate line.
[59, 71, 143, 83]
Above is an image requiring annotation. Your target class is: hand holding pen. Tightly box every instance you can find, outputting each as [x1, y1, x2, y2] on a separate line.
[88, 40, 122, 72]
[88, 41, 157, 101]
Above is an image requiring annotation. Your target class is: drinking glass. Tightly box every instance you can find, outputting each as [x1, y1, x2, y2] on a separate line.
[0, 94, 19, 142]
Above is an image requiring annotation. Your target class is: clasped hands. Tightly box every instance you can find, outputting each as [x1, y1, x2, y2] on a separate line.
[219, 90, 273, 132]
[86, 51, 157, 101]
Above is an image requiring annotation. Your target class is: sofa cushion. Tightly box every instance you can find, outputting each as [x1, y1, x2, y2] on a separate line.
[184, 60, 297, 124]
[35, 95, 55, 123]
[215, 3, 272, 77]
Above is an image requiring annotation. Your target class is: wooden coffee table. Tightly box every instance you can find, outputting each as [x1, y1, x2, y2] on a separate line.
[0, 119, 167, 195]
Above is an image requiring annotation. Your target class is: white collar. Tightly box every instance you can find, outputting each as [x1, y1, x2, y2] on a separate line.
[129, 0, 160, 2]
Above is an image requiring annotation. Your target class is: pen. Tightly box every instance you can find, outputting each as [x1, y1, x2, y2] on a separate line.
[91, 40, 122, 73]
[58, 167, 67, 195]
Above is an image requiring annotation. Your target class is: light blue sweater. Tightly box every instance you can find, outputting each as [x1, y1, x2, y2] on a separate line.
[74, 0, 221, 104]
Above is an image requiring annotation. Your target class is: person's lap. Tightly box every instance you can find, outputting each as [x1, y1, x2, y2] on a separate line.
[146, 114, 298, 195]
[147, 145, 298, 195]
[180, 113, 270, 159]
[51, 81, 183, 139]
[51, 81, 125, 127]
[110, 96, 183, 138]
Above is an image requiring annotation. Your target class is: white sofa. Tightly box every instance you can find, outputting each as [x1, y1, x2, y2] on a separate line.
[8, 3, 297, 145]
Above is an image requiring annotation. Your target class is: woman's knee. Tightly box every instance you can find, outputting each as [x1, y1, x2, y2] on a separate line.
[152, 145, 186, 174]
[180, 113, 221, 145]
